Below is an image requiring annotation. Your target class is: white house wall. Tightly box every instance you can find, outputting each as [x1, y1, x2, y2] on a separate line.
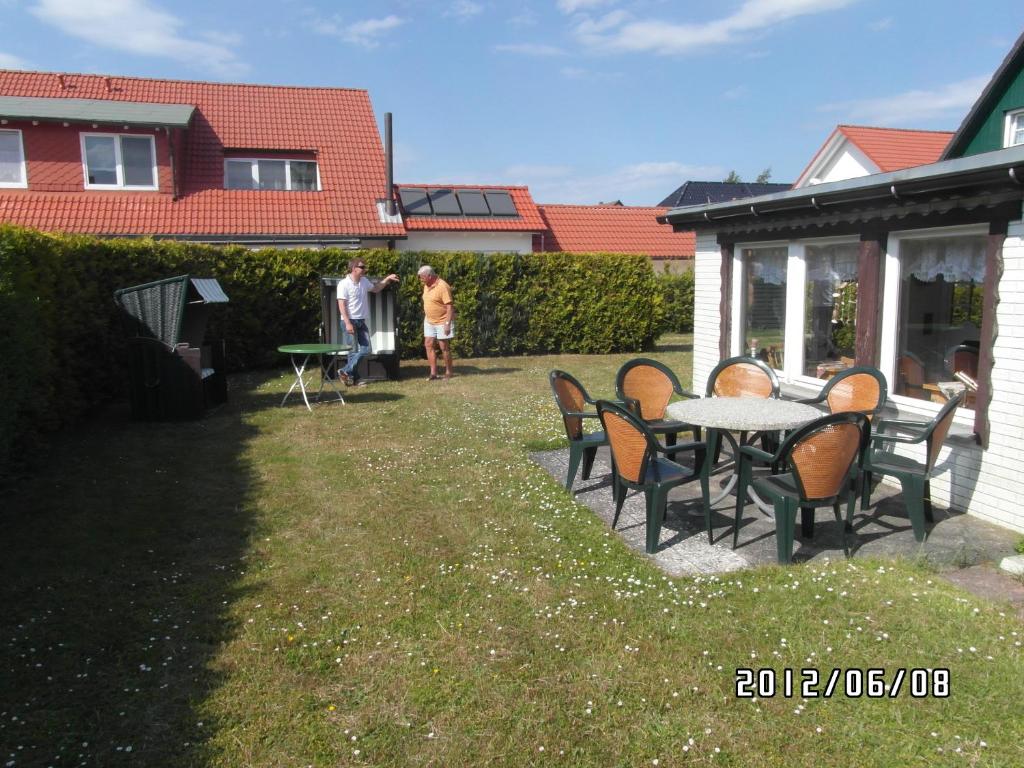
[814, 144, 876, 184]
[397, 231, 534, 254]
[692, 231, 723, 393]
[798, 138, 878, 187]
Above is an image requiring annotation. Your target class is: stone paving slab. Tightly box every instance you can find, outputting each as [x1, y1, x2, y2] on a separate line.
[531, 446, 1021, 577]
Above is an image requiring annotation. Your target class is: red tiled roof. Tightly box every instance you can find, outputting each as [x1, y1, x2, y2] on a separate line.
[837, 125, 953, 172]
[0, 69, 404, 238]
[397, 185, 545, 231]
[535, 205, 695, 259]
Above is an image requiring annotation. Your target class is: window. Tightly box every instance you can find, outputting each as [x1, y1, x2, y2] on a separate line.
[1005, 109, 1024, 148]
[803, 242, 859, 377]
[81, 133, 157, 190]
[740, 245, 788, 368]
[0, 129, 27, 188]
[224, 158, 320, 191]
[889, 233, 985, 403]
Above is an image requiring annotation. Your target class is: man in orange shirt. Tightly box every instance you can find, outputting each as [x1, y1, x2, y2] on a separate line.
[417, 265, 455, 381]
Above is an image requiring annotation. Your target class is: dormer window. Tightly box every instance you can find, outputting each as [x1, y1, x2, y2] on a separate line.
[81, 133, 157, 190]
[0, 129, 27, 188]
[224, 157, 320, 191]
[1006, 109, 1024, 148]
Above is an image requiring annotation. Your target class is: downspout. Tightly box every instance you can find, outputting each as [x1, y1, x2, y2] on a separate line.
[167, 127, 179, 200]
[385, 112, 396, 216]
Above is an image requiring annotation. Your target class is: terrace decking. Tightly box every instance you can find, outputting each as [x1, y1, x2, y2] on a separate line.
[533, 446, 1019, 577]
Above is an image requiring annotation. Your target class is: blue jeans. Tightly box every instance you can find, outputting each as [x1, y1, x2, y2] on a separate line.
[342, 318, 371, 379]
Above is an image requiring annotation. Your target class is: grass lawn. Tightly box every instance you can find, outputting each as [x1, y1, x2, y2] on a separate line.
[2, 334, 1022, 767]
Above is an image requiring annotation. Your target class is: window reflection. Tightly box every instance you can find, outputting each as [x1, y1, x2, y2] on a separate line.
[896, 235, 984, 404]
[742, 246, 787, 369]
[804, 242, 859, 378]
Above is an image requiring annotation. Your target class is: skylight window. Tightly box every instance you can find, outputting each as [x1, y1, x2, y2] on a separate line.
[224, 158, 320, 191]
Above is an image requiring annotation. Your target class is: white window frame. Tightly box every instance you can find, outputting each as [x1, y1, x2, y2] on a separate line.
[0, 128, 27, 188]
[880, 224, 986, 416]
[80, 132, 158, 191]
[1004, 108, 1024, 148]
[733, 236, 858, 384]
[223, 157, 321, 191]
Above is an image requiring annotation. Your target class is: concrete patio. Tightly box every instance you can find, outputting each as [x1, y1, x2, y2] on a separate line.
[532, 446, 1020, 578]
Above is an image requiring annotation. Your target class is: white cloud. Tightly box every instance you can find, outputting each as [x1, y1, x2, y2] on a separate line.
[868, 16, 893, 31]
[721, 85, 748, 100]
[506, 9, 537, 27]
[559, 66, 622, 82]
[445, 1, 483, 20]
[0, 51, 30, 69]
[309, 14, 404, 48]
[30, 0, 245, 76]
[819, 75, 989, 126]
[574, 0, 857, 55]
[493, 42, 566, 56]
[557, 0, 616, 13]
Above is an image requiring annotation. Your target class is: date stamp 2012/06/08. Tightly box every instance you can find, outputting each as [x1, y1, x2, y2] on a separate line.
[735, 668, 950, 699]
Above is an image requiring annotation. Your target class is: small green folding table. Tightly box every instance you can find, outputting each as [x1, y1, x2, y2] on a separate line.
[278, 343, 350, 410]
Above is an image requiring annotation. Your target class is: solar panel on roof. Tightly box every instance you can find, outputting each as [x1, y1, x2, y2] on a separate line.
[484, 191, 518, 216]
[398, 187, 432, 216]
[456, 190, 490, 216]
[428, 188, 462, 216]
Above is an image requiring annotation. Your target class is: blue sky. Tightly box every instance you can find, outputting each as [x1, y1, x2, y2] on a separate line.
[1, 1, 1022, 205]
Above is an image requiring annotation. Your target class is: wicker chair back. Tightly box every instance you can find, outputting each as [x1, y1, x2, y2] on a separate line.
[601, 408, 650, 484]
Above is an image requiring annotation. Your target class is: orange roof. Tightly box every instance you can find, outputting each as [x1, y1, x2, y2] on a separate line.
[536, 205, 694, 259]
[0, 69, 404, 238]
[837, 125, 953, 172]
[397, 184, 545, 231]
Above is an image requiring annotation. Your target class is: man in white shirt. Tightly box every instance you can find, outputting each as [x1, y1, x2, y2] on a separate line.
[337, 258, 400, 385]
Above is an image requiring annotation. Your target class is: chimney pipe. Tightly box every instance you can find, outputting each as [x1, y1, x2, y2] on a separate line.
[384, 112, 396, 216]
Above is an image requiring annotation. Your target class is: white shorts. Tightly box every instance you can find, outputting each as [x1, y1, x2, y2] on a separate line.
[424, 319, 455, 340]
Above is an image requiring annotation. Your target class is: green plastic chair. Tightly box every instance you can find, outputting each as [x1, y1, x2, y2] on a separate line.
[705, 355, 780, 398]
[614, 358, 700, 446]
[549, 370, 610, 491]
[705, 355, 782, 459]
[796, 365, 887, 418]
[861, 392, 965, 542]
[596, 400, 708, 554]
[734, 412, 870, 564]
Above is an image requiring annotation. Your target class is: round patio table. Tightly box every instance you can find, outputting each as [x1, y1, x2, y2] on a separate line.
[666, 397, 823, 509]
[278, 343, 351, 411]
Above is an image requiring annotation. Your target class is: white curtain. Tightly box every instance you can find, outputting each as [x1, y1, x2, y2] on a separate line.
[806, 243, 860, 283]
[902, 237, 985, 283]
[745, 247, 788, 285]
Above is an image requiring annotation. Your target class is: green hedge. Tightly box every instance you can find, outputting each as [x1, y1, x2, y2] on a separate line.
[0, 226, 665, 476]
[656, 269, 695, 334]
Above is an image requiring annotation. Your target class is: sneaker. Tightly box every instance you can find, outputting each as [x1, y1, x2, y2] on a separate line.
[338, 371, 353, 386]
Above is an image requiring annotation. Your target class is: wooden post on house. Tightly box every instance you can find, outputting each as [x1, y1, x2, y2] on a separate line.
[854, 235, 884, 366]
[719, 243, 734, 360]
[975, 223, 1006, 448]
